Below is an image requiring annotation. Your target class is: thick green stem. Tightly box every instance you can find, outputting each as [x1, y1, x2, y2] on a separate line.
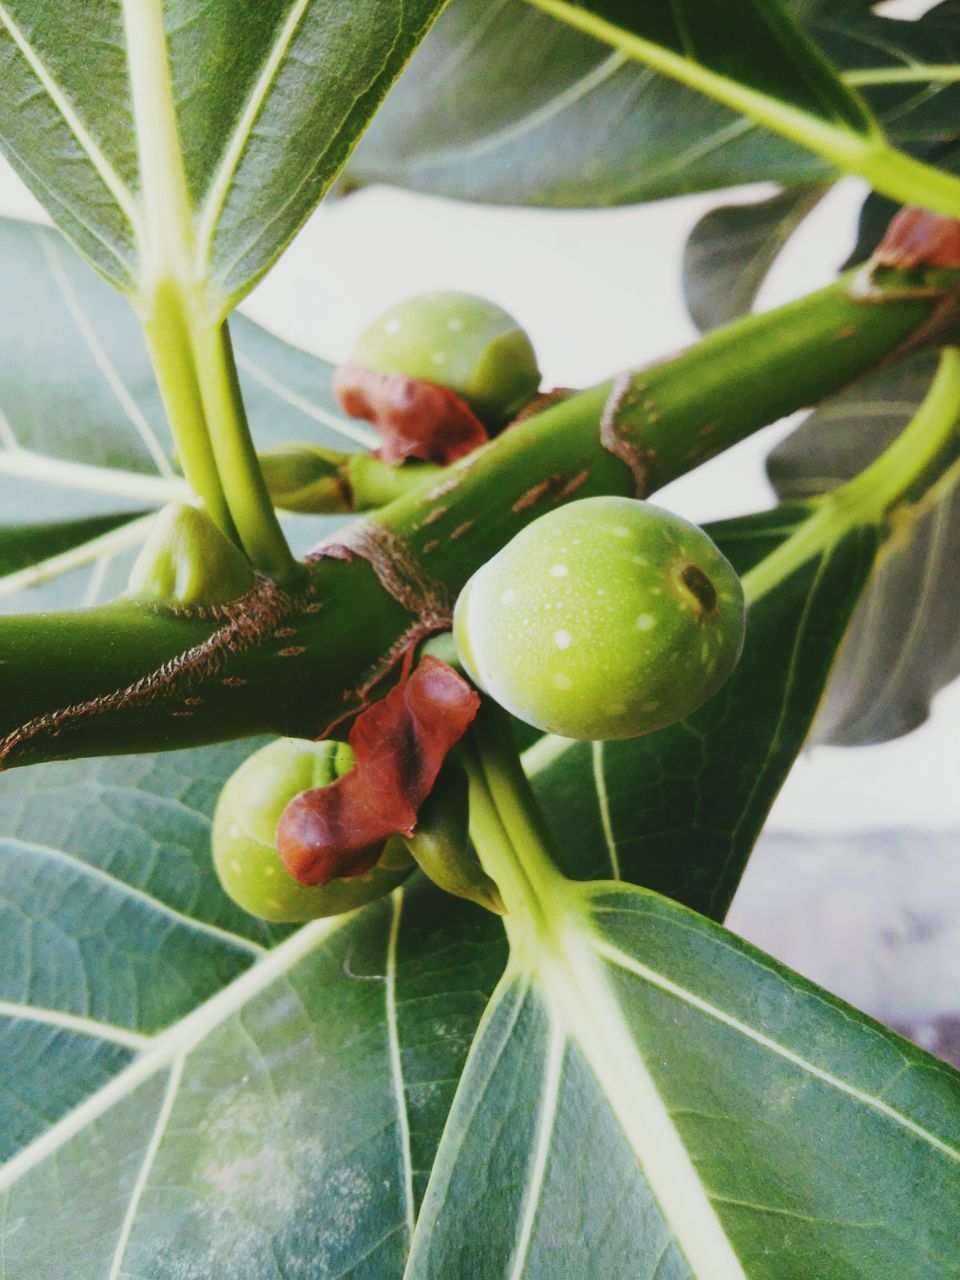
[190, 320, 303, 586]
[742, 346, 960, 603]
[3, 269, 960, 765]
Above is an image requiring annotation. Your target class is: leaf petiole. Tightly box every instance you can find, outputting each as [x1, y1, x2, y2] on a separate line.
[189, 318, 305, 587]
[742, 345, 960, 604]
[458, 700, 569, 953]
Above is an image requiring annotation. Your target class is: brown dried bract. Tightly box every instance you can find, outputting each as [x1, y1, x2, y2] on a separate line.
[333, 361, 489, 465]
[277, 656, 480, 886]
[874, 207, 960, 271]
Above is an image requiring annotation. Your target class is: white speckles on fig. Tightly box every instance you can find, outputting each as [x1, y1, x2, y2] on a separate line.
[453, 496, 745, 740]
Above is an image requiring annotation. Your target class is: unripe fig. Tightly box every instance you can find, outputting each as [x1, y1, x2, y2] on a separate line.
[348, 291, 541, 428]
[454, 496, 745, 740]
[212, 738, 412, 922]
[127, 503, 254, 607]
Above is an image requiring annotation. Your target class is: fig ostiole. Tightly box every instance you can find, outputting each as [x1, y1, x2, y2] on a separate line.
[453, 496, 745, 741]
[212, 738, 412, 923]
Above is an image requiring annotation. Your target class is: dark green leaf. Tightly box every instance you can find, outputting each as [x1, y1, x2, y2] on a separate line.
[410, 883, 960, 1277]
[350, 0, 827, 205]
[0, 743, 506, 1274]
[683, 187, 827, 332]
[352, 0, 960, 207]
[0, 1, 446, 301]
[0, 217, 361, 610]
[0, 513, 139, 577]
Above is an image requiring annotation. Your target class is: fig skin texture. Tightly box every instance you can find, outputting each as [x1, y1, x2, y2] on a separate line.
[349, 291, 541, 428]
[454, 496, 745, 741]
[212, 738, 411, 923]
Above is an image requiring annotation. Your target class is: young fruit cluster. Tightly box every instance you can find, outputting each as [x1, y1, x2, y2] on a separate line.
[454, 496, 745, 740]
[212, 738, 412, 922]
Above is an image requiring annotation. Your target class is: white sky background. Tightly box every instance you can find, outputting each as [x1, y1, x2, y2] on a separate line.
[0, 0, 955, 834]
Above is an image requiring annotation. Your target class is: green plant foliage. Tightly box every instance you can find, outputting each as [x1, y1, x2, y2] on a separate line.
[528, 506, 878, 918]
[408, 883, 960, 1278]
[769, 352, 960, 745]
[350, 0, 960, 207]
[0, 217, 363, 607]
[0, 756, 505, 1276]
[682, 187, 827, 332]
[2, 1, 960, 1272]
[0, 0, 447, 302]
[3, 732, 958, 1274]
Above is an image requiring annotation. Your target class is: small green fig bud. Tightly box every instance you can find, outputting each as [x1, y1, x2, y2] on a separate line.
[127, 503, 254, 607]
[350, 292, 541, 427]
[259, 445, 444, 513]
[401, 759, 504, 914]
[258, 444, 352, 514]
[212, 738, 413, 922]
[454, 496, 745, 740]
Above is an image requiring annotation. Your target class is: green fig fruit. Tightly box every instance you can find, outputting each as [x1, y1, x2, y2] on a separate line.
[212, 738, 412, 922]
[350, 291, 541, 427]
[127, 503, 254, 607]
[454, 496, 745, 740]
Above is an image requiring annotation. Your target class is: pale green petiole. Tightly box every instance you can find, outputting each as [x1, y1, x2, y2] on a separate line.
[525, 0, 960, 218]
[458, 701, 570, 953]
[122, 0, 301, 586]
[742, 346, 960, 604]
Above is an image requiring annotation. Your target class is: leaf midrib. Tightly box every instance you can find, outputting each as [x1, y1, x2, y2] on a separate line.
[531, 902, 746, 1278]
[589, 904, 960, 1165]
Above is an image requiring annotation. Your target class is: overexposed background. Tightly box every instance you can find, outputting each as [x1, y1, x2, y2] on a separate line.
[1, 152, 955, 834]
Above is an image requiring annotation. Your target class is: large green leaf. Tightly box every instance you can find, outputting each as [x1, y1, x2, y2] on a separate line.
[3, 738, 958, 1275]
[768, 352, 960, 745]
[0, 217, 366, 606]
[0, 1, 446, 302]
[410, 883, 960, 1278]
[350, 0, 960, 207]
[0, 499, 948, 1271]
[0, 744, 505, 1277]
[526, 506, 877, 919]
